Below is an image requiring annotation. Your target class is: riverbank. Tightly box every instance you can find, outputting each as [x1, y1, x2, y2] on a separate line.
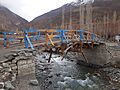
[35, 52, 120, 90]
[15, 73, 40, 90]
[0, 48, 38, 90]
[0, 42, 120, 90]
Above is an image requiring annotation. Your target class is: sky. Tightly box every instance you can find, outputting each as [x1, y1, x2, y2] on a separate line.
[0, 0, 77, 21]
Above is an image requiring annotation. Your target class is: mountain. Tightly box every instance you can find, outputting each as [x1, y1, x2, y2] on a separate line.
[30, 4, 74, 29]
[30, 0, 120, 29]
[29, 0, 120, 40]
[93, 0, 120, 11]
[0, 5, 28, 32]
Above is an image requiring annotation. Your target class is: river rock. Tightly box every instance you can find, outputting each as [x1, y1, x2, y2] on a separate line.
[18, 50, 26, 56]
[0, 66, 3, 71]
[42, 55, 46, 59]
[57, 81, 67, 87]
[2, 63, 10, 68]
[55, 73, 61, 77]
[11, 74, 16, 82]
[11, 69, 17, 75]
[11, 59, 17, 64]
[10, 64, 16, 68]
[0, 82, 4, 89]
[4, 68, 12, 72]
[48, 81, 52, 85]
[15, 56, 29, 61]
[0, 59, 8, 64]
[11, 66, 17, 70]
[24, 52, 33, 57]
[39, 59, 46, 63]
[48, 74, 53, 78]
[29, 80, 39, 86]
[12, 53, 18, 57]
[5, 81, 15, 90]
[4, 53, 15, 61]
[32, 51, 37, 56]
[7, 55, 15, 61]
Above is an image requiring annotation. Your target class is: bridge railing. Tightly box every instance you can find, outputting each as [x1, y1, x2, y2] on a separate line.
[0, 31, 25, 48]
[0, 32, 4, 47]
[0, 29, 98, 49]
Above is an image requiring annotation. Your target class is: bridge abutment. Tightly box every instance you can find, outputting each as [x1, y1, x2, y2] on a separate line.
[67, 43, 120, 67]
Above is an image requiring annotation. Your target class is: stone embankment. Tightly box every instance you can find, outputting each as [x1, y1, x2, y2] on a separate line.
[100, 45, 120, 89]
[0, 49, 37, 90]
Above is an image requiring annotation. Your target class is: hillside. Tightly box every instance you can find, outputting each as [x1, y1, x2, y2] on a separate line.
[30, 0, 120, 29]
[0, 5, 28, 32]
[29, 0, 120, 39]
[30, 4, 72, 29]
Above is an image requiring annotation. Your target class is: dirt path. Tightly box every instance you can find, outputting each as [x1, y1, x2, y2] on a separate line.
[15, 74, 40, 90]
[0, 46, 23, 57]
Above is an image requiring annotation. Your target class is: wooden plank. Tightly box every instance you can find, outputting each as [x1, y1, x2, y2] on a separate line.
[0, 35, 3, 38]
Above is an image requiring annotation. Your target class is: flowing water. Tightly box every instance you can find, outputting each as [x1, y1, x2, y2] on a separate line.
[35, 53, 108, 90]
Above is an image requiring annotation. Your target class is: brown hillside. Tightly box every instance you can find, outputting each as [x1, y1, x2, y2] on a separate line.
[0, 5, 28, 32]
[29, 0, 120, 39]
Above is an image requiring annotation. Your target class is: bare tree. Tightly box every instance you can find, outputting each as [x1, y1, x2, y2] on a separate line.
[61, 6, 65, 29]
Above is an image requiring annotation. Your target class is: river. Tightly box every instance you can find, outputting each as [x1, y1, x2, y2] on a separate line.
[35, 53, 110, 90]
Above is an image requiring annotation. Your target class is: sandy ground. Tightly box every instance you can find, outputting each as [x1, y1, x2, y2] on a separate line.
[0, 46, 23, 57]
[15, 73, 40, 90]
[0, 47, 13, 57]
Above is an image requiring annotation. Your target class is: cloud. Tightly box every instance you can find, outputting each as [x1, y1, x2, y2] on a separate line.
[0, 0, 23, 12]
[0, 0, 75, 21]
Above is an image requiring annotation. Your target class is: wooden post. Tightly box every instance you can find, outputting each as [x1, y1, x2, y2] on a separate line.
[48, 48, 52, 63]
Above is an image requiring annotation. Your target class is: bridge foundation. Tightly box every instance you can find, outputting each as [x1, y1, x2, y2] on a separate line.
[66, 43, 120, 67]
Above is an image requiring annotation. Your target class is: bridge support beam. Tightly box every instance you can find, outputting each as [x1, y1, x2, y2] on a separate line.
[3, 32, 7, 47]
[24, 31, 34, 50]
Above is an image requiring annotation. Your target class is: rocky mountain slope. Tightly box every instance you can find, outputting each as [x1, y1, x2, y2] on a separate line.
[30, 4, 72, 29]
[30, 0, 120, 29]
[0, 5, 28, 32]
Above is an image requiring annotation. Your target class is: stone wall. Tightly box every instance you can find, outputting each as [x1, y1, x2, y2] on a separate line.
[0, 49, 37, 90]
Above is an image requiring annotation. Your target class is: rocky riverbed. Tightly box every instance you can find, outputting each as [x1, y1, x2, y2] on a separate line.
[0, 43, 120, 90]
[35, 52, 120, 90]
